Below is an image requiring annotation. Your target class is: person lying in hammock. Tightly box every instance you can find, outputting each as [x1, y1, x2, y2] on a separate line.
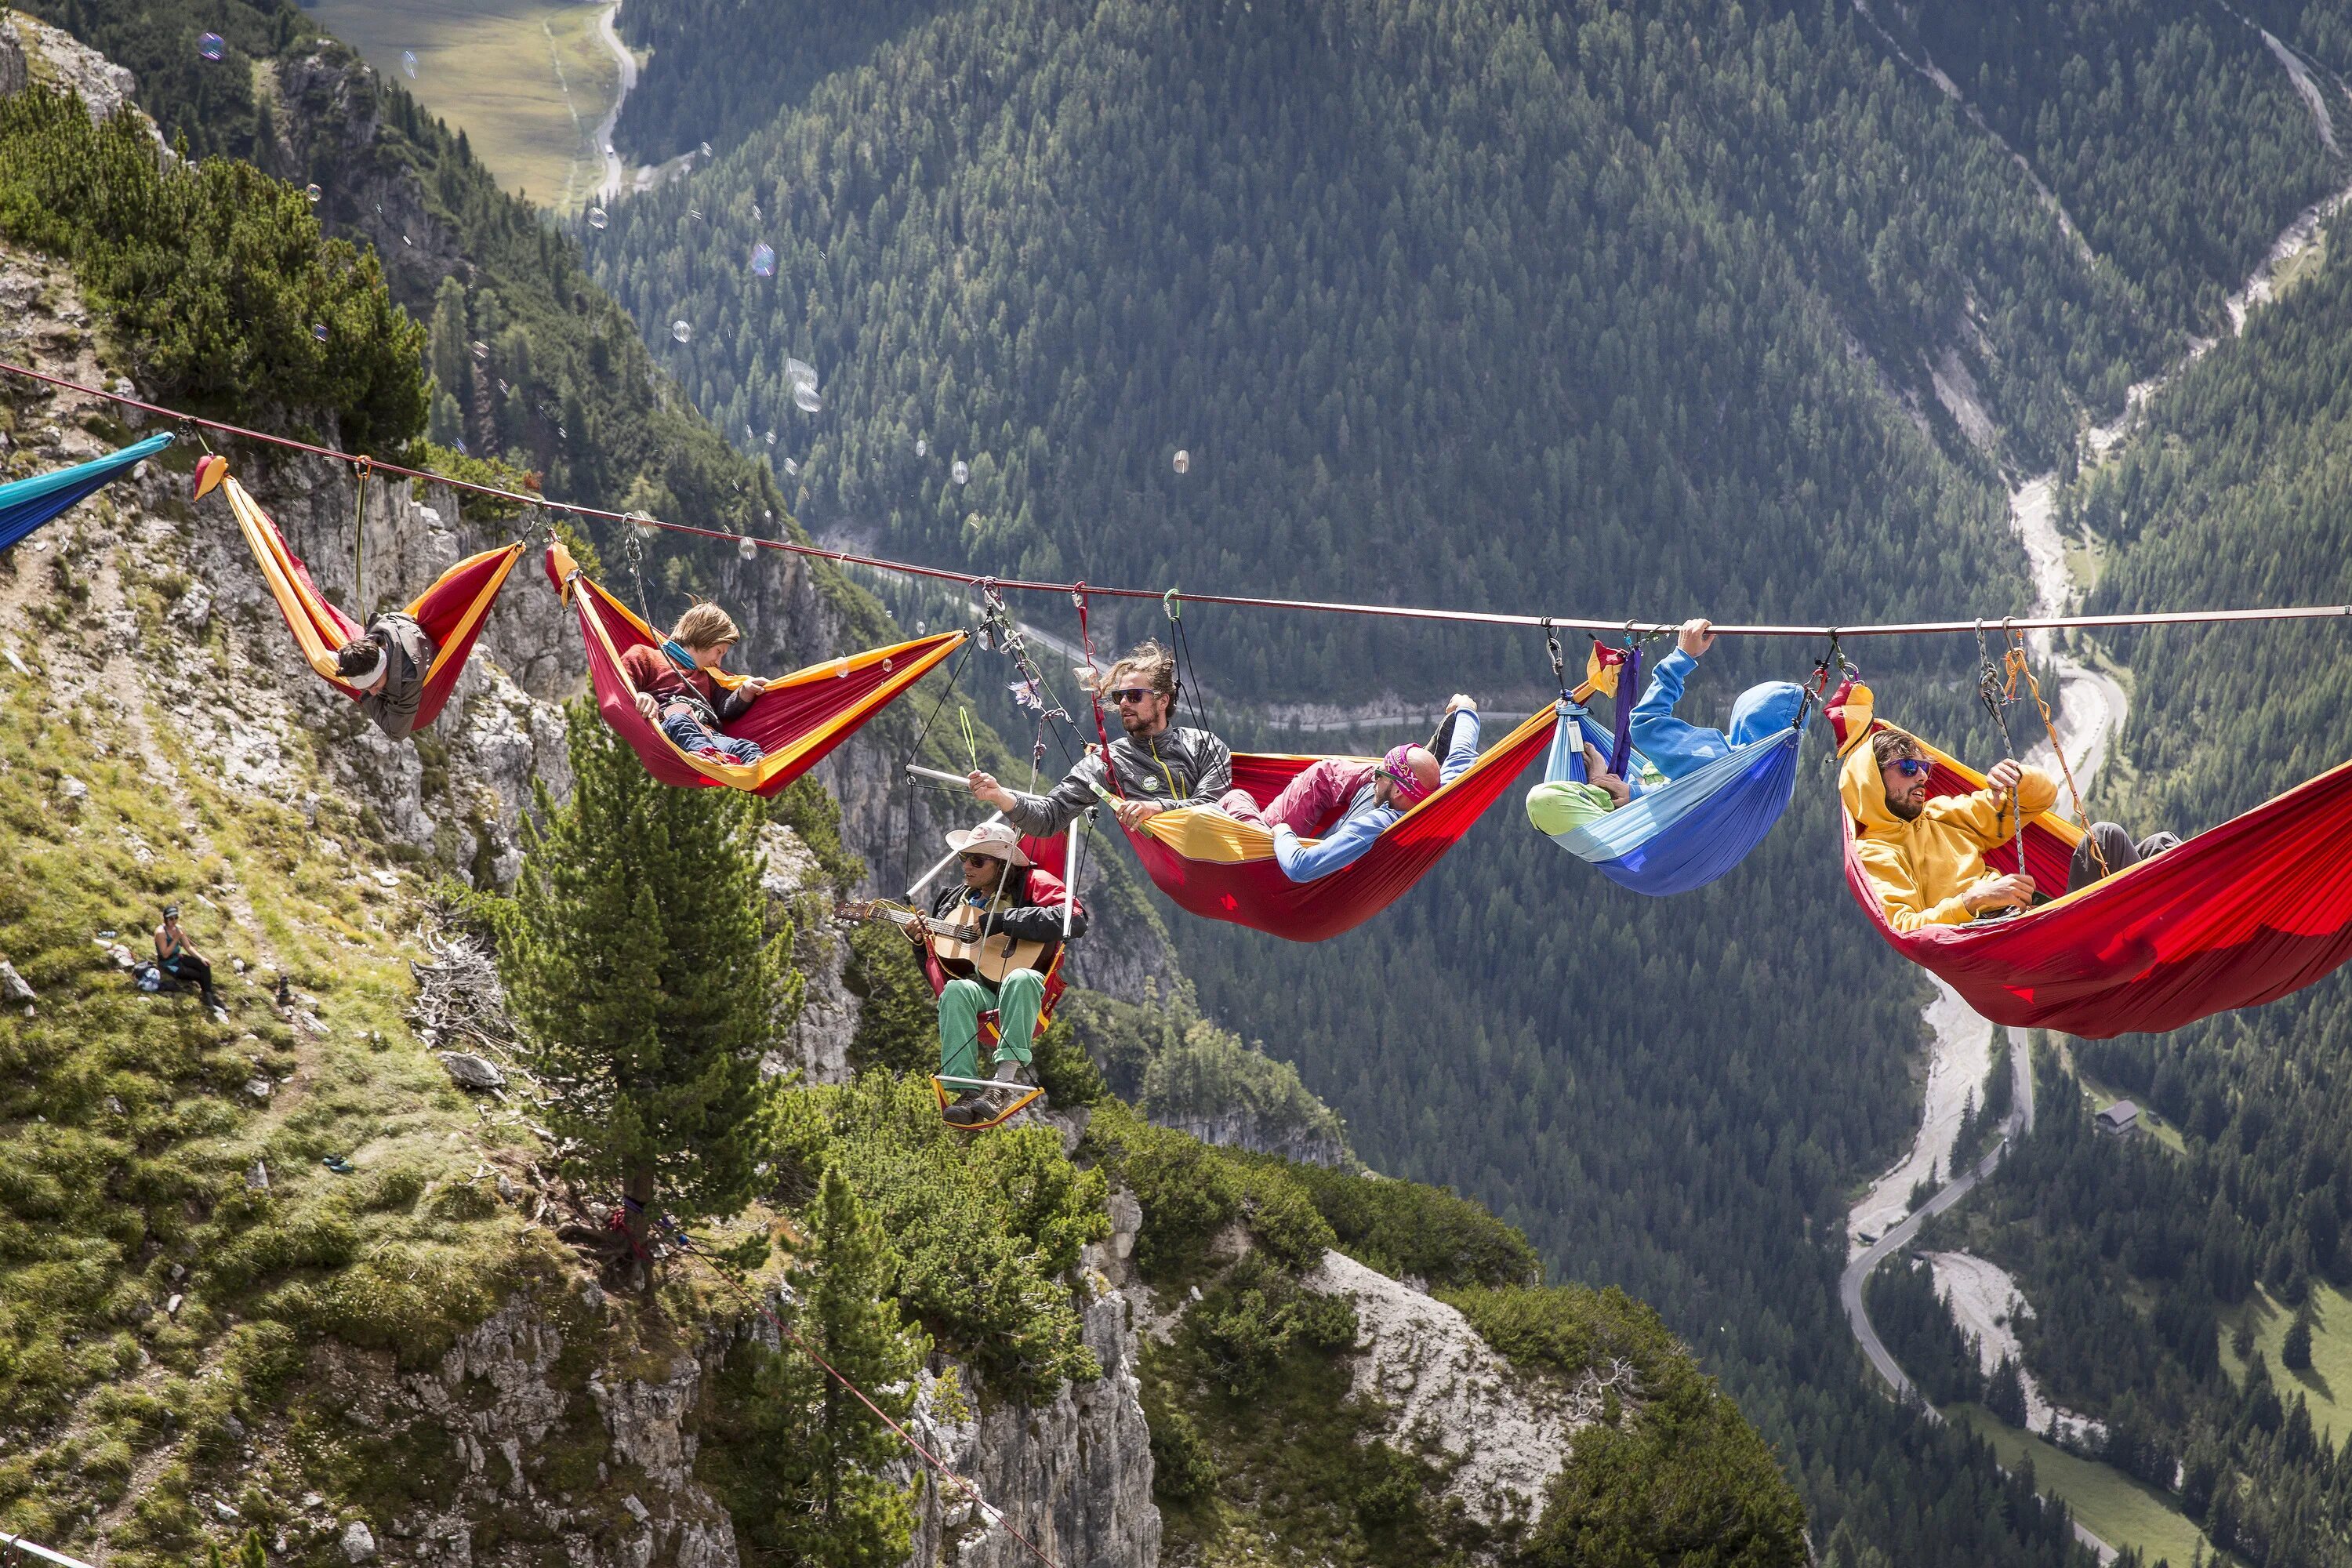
[1524, 741, 1633, 835]
[1846, 728, 2184, 925]
[334, 612, 437, 742]
[1843, 727, 2056, 927]
[619, 603, 771, 766]
[1630, 618, 1809, 775]
[967, 641, 1232, 833]
[1225, 695, 1480, 882]
[929, 822, 1087, 1126]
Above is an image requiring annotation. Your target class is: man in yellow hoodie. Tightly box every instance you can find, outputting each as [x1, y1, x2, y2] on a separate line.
[1839, 727, 2056, 930]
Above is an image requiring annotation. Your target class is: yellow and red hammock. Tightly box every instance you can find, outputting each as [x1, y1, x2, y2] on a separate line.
[545, 539, 965, 796]
[201, 457, 521, 732]
[1831, 681, 2352, 1037]
[1120, 706, 1559, 942]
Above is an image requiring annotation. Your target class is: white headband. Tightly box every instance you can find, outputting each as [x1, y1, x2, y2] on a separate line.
[343, 644, 388, 688]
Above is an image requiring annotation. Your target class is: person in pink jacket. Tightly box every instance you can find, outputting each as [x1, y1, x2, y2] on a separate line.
[1218, 695, 1477, 844]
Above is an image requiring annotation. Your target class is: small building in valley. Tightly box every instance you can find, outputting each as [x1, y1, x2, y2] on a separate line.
[2096, 1101, 2140, 1139]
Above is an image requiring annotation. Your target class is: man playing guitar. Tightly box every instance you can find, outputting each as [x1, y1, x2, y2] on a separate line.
[924, 821, 1087, 1124]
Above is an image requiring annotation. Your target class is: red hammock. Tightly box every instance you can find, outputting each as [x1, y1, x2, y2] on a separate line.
[1831, 681, 2352, 1037]
[546, 539, 965, 796]
[209, 463, 521, 732]
[1122, 706, 1559, 942]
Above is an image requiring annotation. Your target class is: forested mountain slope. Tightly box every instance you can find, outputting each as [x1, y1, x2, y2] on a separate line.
[0, 31, 1813, 1566]
[1899, 196, 2352, 1567]
[579, 1, 2352, 1563]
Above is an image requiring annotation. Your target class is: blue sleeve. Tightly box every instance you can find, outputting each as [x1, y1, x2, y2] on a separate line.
[1273, 813, 1387, 882]
[1627, 648, 1729, 781]
[1437, 710, 1481, 786]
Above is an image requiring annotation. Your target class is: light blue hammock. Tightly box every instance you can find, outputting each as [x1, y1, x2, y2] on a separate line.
[1542, 699, 1809, 895]
[0, 433, 174, 554]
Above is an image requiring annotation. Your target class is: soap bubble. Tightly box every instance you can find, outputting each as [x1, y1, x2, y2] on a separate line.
[401, 49, 418, 78]
[587, 206, 608, 230]
[452, 438, 467, 456]
[700, 140, 713, 158]
[310, 321, 329, 342]
[303, 182, 323, 204]
[782, 458, 799, 476]
[749, 242, 775, 277]
[470, 339, 488, 361]
[751, 203, 763, 221]
[785, 357, 818, 391]
[557, 425, 568, 438]
[627, 510, 660, 541]
[1172, 448, 1190, 474]
[952, 459, 970, 485]
[687, 205, 702, 222]
[197, 31, 225, 60]
[670, 319, 692, 344]
[793, 383, 822, 413]
[916, 620, 927, 634]
[736, 534, 758, 561]
[763, 430, 776, 446]
[914, 437, 927, 457]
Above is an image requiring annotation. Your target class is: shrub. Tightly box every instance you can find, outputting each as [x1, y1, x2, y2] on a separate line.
[1145, 1398, 1218, 1503]
[0, 88, 426, 448]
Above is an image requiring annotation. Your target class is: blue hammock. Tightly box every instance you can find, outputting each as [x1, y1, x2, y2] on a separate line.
[1541, 700, 1807, 895]
[0, 434, 175, 554]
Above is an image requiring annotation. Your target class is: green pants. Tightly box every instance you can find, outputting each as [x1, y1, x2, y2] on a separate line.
[938, 969, 1045, 1079]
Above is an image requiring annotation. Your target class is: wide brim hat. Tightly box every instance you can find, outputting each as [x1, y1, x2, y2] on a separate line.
[945, 822, 1031, 866]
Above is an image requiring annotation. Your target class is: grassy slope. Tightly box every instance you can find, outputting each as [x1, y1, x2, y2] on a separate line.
[0, 388, 537, 1556]
[2221, 1284, 2352, 1440]
[302, 0, 620, 212]
[1951, 1405, 2216, 1568]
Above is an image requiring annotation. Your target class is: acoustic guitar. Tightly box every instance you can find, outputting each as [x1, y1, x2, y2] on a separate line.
[835, 899, 1051, 985]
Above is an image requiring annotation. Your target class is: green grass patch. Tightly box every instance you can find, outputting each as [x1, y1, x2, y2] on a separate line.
[0, 664, 528, 1560]
[1951, 1403, 2214, 1567]
[303, 0, 622, 212]
[2221, 1283, 2352, 1434]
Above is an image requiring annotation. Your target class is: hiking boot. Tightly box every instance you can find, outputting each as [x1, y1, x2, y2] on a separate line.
[942, 1090, 990, 1127]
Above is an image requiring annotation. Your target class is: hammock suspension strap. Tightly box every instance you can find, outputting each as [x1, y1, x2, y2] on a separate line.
[1073, 586, 1123, 798]
[351, 456, 372, 615]
[1975, 620, 2031, 876]
[2004, 623, 2107, 877]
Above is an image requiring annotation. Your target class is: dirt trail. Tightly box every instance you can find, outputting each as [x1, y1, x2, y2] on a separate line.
[592, 0, 636, 205]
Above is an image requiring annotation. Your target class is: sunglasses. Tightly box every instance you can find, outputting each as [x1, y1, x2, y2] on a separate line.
[1109, 687, 1159, 705]
[960, 851, 1004, 866]
[1888, 757, 1936, 779]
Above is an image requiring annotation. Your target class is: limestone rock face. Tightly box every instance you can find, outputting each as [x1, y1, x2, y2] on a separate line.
[0, 11, 142, 125]
[754, 822, 856, 1084]
[901, 1286, 1162, 1568]
[1303, 1249, 1590, 1534]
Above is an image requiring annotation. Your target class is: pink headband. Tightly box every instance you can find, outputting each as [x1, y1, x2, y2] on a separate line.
[1380, 744, 1432, 805]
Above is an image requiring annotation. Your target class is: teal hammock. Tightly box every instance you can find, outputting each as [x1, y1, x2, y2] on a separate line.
[0, 433, 174, 554]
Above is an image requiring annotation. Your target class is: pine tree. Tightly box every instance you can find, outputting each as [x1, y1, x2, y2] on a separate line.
[499, 700, 800, 1269]
[746, 1167, 927, 1568]
[2285, 1298, 2315, 1373]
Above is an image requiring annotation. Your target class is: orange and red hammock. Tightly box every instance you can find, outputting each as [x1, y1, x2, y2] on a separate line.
[201, 456, 521, 732]
[1120, 706, 1559, 942]
[1832, 681, 2352, 1037]
[546, 539, 964, 796]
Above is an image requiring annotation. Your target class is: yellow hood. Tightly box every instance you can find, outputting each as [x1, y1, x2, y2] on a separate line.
[1834, 683, 1908, 842]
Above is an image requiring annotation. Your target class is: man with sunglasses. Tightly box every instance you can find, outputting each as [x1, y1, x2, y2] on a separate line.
[1254, 695, 1481, 882]
[967, 641, 1233, 836]
[1840, 728, 2055, 928]
[925, 822, 1087, 1125]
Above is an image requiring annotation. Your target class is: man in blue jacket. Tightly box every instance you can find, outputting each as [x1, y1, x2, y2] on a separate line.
[1272, 696, 1479, 882]
[1630, 619, 1806, 777]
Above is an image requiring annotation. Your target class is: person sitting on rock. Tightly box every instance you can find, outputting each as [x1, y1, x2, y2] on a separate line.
[926, 822, 1086, 1125]
[619, 602, 770, 765]
[154, 904, 223, 1014]
[334, 612, 437, 742]
[1525, 741, 1634, 835]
